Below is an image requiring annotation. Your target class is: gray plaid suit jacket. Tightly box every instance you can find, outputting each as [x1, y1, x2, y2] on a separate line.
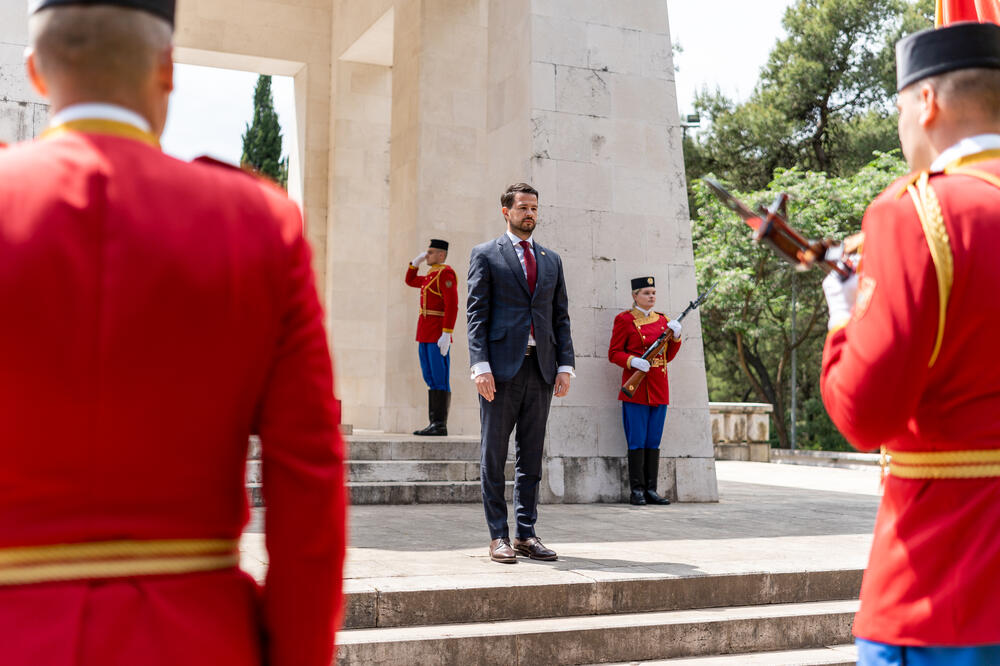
[466, 233, 574, 384]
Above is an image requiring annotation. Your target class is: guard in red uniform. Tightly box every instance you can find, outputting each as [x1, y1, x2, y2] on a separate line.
[821, 22, 1000, 665]
[0, 2, 347, 665]
[608, 277, 682, 506]
[405, 239, 458, 435]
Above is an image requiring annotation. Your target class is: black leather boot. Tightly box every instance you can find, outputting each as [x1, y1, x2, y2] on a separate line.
[414, 390, 448, 436]
[626, 449, 646, 505]
[643, 448, 671, 505]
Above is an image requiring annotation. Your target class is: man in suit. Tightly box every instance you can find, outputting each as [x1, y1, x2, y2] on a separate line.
[0, 2, 346, 664]
[467, 182, 575, 564]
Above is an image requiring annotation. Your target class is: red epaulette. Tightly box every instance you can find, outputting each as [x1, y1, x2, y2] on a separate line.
[193, 155, 245, 172]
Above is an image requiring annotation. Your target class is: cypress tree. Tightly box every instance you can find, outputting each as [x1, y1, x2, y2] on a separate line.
[240, 75, 288, 188]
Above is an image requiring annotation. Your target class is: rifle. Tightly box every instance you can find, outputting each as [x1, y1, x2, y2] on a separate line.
[621, 283, 717, 398]
[702, 178, 858, 280]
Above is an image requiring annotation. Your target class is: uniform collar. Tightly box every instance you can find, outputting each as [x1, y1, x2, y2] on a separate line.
[506, 230, 533, 247]
[44, 103, 159, 149]
[50, 103, 152, 133]
[931, 134, 1000, 172]
[633, 305, 654, 316]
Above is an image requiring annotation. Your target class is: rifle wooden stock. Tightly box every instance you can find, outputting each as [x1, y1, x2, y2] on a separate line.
[620, 334, 675, 398]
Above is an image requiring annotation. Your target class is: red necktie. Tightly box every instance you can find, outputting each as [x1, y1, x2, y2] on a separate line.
[519, 240, 536, 295]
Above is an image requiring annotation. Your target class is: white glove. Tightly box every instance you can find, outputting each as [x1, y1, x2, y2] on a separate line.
[411, 251, 427, 266]
[667, 320, 682, 339]
[437, 331, 451, 356]
[823, 271, 858, 330]
[629, 357, 651, 372]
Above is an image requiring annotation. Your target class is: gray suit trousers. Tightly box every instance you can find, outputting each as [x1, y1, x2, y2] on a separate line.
[480, 352, 553, 540]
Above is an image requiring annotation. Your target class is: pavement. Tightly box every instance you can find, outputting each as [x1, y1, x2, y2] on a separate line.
[239, 460, 883, 592]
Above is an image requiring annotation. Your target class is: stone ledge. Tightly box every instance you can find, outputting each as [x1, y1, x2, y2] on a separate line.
[708, 402, 774, 414]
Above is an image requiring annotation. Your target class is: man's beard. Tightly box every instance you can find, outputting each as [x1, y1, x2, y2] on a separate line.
[512, 217, 535, 234]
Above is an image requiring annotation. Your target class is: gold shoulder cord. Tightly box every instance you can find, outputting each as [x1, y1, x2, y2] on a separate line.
[906, 172, 952, 368]
[884, 163, 1000, 483]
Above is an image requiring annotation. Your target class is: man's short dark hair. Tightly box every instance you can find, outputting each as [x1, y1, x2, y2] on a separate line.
[926, 68, 1000, 123]
[501, 183, 539, 209]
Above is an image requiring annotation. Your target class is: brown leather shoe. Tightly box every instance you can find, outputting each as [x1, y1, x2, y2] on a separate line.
[489, 538, 517, 564]
[513, 536, 557, 561]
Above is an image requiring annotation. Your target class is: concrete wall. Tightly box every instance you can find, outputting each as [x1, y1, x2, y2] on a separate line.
[487, 0, 717, 502]
[0, 3, 48, 143]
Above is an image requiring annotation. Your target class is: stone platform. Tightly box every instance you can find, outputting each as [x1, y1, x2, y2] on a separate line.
[240, 461, 882, 664]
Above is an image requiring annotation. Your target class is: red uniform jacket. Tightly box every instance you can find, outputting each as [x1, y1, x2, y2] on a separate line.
[405, 263, 458, 342]
[608, 309, 681, 405]
[0, 121, 347, 665]
[821, 150, 1000, 646]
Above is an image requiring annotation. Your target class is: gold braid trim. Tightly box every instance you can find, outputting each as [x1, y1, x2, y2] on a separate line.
[0, 538, 238, 586]
[42, 119, 160, 149]
[906, 172, 952, 368]
[889, 448, 1000, 479]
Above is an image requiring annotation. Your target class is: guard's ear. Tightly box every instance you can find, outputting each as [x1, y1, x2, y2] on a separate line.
[25, 48, 49, 98]
[917, 81, 939, 128]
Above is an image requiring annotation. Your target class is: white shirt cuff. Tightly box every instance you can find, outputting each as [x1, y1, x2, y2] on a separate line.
[557, 365, 575, 377]
[471, 361, 492, 378]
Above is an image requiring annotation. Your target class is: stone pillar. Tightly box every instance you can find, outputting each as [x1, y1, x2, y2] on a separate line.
[0, 3, 49, 143]
[487, 0, 718, 501]
[382, 0, 490, 436]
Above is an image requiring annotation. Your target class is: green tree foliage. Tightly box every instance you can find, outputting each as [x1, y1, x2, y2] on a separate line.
[693, 154, 908, 449]
[241, 75, 288, 189]
[685, 0, 934, 192]
[682, 0, 933, 450]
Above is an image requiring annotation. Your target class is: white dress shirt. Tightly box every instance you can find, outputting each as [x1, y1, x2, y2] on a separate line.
[471, 230, 575, 379]
[50, 103, 151, 132]
[930, 134, 1000, 172]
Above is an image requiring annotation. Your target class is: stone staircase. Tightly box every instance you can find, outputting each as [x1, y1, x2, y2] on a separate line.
[246, 432, 512, 506]
[335, 568, 861, 665]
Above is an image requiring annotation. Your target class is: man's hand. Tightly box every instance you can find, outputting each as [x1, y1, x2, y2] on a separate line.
[411, 251, 427, 266]
[667, 320, 682, 340]
[437, 332, 451, 356]
[554, 372, 571, 398]
[475, 372, 496, 402]
[822, 271, 858, 330]
[629, 357, 651, 373]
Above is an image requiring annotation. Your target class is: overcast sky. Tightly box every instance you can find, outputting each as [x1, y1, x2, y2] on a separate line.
[666, 0, 794, 117]
[160, 65, 295, 164]
[160, 1, 795, 163]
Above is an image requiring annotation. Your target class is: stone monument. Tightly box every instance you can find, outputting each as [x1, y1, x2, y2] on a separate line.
[0, 0, 718, 502]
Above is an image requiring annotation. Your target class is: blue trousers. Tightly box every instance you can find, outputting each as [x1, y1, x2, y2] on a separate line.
[857, 638, 1000, 666]
[418, 343, 450, 391]
[621, 402, 668, 450]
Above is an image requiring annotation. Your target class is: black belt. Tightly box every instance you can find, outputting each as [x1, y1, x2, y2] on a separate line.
[525, 346, 536, 357]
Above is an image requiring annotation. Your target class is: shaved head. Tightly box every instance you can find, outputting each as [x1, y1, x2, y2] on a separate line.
[26, 5, 174, 134]
[29, 6, 171, 96]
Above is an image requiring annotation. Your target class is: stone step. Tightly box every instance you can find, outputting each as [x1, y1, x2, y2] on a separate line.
[347, 436, 481, 461]
[246, 480, 511, 507]
[335, 599, 858, 665]
[343, 568, 862, 630]
[346, 460, 517, 483]
[594, 643, 857, 665]
[247, 434, 485, 462]
[348, 480, 511, 505]
[248, 459, 505, 484]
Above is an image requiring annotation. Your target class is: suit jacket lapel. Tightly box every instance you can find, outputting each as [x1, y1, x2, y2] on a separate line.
[531, 241, 551, 302]
[498, 235, 531, 296]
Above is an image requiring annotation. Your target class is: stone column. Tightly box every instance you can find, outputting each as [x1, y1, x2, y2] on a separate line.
[487, 0, 718, 501]
[0, 3, 49, 143]
[381, 0, 491, 436]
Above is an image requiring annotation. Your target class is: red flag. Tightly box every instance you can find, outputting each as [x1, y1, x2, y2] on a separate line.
[936, 0, 1000, 26]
